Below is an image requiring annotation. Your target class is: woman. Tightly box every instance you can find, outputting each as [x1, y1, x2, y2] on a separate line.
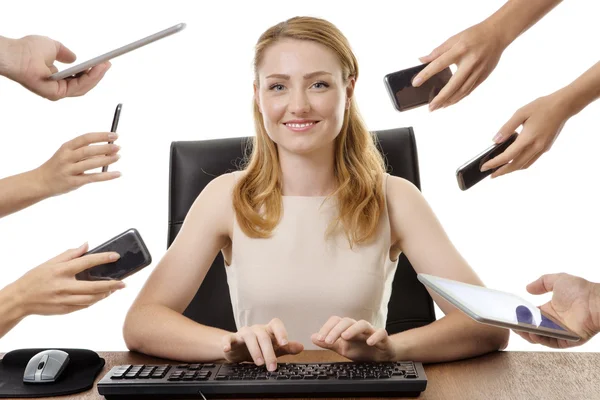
[124, 16, 508, 371]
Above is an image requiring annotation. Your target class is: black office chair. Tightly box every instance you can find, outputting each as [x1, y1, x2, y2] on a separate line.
[168, 127, 436, 335]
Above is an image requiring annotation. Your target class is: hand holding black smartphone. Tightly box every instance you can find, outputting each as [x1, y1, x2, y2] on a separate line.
[103, 103, 122, 173]
[456, 132, 519, 191]
[384, 63, 452, 112]
[75, 228, 152, 281]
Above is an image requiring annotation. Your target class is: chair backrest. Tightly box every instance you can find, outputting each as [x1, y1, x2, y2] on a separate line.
[168, 127, 435, 334]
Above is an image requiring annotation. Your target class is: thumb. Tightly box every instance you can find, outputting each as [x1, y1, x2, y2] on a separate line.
[527, 274, 562, 295]
[46, 242, 89, 264]
[54, 40, 77, 64]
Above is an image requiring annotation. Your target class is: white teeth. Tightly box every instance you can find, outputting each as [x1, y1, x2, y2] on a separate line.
[287, 122, 315, 128]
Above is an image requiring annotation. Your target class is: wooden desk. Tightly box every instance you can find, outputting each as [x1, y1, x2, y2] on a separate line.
[2, 350, 599, 400]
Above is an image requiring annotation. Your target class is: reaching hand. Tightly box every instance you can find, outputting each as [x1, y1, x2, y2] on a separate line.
[514, 273, 600, 348]
[480, 93, 570, 178]
[2, 35, 110, 100]
[34, 131, 122, 197]
[14, 242, 126, 316]
[413, 21, 507, 111]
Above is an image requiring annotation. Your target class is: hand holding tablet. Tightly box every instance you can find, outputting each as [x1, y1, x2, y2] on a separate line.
[417, 273, 581, 342]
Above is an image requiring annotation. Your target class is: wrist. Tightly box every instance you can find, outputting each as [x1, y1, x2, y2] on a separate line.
[0, 36, 19, 79]
[1, 281, 28, 321]
[592, 283, 600, 334]
[389, 333, 411, 361]
[28, 167, 56, 199]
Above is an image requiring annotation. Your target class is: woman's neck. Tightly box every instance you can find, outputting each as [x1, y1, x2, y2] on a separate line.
[278, 146, 336, 197]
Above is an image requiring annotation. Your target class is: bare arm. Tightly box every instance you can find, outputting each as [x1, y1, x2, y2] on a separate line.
[0, 170, 51, 219]
[123, 174, 235, 362]
[488, 0, 563, 47]
[0, 283, 25, 338]
[559, 61, 600, 117]
[387, 177, 509, 363]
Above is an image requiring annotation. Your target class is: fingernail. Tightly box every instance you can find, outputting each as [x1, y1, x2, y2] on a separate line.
[114, 144, 121, 151]
[429, 102, 438, 111]
[256, 357, 264, 365]
[269, 363, 276, 371]
[412, 77, 422, 87]
[480, 164, 489, 172]
[280, 339, 288, 346]
[79, 242, 88, 249]
[493, 132, 503, 143]
[108, 133, 118, 140]
[111, 171, 122, 177]
[115, 154, 122, 160]
[325, 337, 334, 344]
[109, 253, 121, 261]
[317, 334, 324, 341]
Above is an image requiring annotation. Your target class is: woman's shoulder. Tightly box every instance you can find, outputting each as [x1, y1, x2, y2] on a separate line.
[385, 174, 420, 198]
[200, 170, 247, 201]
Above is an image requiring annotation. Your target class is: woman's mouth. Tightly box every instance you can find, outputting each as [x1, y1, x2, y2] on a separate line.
[283, 120, 320, 132]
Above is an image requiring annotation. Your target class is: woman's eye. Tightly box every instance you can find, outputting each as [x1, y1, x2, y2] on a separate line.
[312, 82, 329, 89]
[269, 84, 285, 91]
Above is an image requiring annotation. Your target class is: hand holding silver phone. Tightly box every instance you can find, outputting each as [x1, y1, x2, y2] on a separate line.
[49, 23, 186, 81]
[103, 104, 122, 173]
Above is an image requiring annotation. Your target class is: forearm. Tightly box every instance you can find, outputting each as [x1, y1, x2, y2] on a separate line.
[390, 312, 509, 364]
[0, 283, 27, 339]
[554, 61, 600, 117]
[123, 304, 232, 362]
[485, 0, 562, 47]
[0, 169, 52, 219]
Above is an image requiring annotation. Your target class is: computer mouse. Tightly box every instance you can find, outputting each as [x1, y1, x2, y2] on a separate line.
[23, 349, 70, 383]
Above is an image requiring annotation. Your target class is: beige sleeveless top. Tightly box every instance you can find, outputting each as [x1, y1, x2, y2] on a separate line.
[225, 172, 398, 349]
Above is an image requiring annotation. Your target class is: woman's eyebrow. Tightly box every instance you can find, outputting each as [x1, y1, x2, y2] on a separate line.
[265, 71, 333, 80]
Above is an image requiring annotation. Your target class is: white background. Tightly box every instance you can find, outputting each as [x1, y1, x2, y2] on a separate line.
[0, 0, 599, 354]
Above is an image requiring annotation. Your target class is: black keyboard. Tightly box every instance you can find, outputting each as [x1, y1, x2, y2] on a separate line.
[97, 361, 427, 398]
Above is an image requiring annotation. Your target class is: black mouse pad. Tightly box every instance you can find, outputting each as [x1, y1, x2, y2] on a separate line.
[0, 348, 105, 398]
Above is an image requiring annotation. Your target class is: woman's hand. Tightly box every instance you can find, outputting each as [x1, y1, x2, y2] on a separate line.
[34, 131, 122, 196]
[14, 242, 126, 316]
[311, 316, 396, 362]
[413, 21, 507, 111]
[480, 92, 571, 178]
[221, 318, 304, 371]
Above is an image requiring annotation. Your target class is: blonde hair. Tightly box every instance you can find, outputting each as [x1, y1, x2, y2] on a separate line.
[232, 16, 386, 247]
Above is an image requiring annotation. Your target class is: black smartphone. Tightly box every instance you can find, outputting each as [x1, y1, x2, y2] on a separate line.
[383, 63, 452, 112]
[456, 132, 519, 191]
[75, 228, 152, 281]
[102, 103, 122, 173]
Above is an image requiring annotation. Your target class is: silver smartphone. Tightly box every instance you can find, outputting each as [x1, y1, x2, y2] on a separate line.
[418, 273, 581, 341]
[49, 23, 186, 81]
[103, 103, 122, 173]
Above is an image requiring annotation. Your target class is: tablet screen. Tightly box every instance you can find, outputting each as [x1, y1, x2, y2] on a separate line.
[418, 274, 578, 339]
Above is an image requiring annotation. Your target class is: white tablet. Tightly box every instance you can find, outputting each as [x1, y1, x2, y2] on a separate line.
[49, 23, 186, 81]
[418, 273, 580, 341]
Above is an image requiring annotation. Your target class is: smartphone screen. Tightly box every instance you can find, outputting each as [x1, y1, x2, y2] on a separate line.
[456, 133, 519, 191]
[384, 63, 452, 112]
[75, 229, 152, 281]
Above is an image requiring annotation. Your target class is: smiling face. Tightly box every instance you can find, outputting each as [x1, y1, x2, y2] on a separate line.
[254, 38, 354, 156]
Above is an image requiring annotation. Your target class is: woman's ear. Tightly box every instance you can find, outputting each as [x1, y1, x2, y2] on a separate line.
[254, 82, 262, 113]
[346, 76, 356, 109]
